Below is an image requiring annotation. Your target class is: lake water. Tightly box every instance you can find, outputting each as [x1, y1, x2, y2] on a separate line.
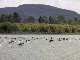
[0, 34, 80, 60]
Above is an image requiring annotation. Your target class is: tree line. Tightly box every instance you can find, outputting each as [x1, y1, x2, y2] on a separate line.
[0, 12, 80, 34]
[0, 12, 80, 24]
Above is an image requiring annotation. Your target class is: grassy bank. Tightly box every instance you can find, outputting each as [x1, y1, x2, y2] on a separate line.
[0, 22, 80, 34]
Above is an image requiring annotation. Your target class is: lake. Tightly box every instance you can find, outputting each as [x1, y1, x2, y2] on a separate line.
[0, 34, 80, 60]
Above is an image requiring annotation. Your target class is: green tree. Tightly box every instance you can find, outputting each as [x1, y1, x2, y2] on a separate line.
[68, 19, 73, 24]
[57, 14, 66, 24]
[24, 16, 35, 23]
[73, 17, 79, 24]
[13, 12, 21, 23]
[4, 13, 13, 22]
[0, 14, 6, 22]
[0, 13, 16, 23]
[49, 16, 55, 24]
[38, 16, 47, 23]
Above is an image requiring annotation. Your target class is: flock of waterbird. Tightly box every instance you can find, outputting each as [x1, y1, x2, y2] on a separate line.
[0, 36, 79, 47]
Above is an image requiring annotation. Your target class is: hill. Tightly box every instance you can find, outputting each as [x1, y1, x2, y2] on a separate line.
[0, 4, 80, 21]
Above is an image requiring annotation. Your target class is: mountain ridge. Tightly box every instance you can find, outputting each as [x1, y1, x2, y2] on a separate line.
[0, 4, 80, 21]
[18, 4, 78, 14]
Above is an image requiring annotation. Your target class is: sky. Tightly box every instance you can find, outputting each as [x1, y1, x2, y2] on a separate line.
[0, 0, 80, 14]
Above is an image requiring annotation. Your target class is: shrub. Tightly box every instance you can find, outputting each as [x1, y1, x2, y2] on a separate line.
[0, 22, 19, 33]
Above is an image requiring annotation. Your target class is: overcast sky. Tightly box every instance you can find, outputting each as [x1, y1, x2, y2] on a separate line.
[0, 0, 80, 14]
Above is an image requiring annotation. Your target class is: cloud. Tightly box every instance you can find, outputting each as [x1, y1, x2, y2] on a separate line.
[53, 0, 80, 13]
[28, 0, 80, 14]
[0, 0, 80, 14]
[0, 0, 29, 7]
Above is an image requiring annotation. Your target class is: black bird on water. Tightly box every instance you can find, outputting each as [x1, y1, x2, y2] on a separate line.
[49, 37, 54, 42]
[19, 43, 24, 46]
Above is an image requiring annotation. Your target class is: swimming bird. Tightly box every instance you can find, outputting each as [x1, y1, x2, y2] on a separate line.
[49, 40, 54, 42]
[18, 43, 24, 46]
[49, 37, 54, 42]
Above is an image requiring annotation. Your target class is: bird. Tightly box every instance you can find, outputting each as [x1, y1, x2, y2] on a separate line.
[9, 40, 14, 44]
[18, 43, 24, 46]
[49, 40, 54, 42]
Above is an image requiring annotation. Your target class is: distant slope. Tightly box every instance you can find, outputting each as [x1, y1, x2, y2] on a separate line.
[0, 4, 80, 21]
